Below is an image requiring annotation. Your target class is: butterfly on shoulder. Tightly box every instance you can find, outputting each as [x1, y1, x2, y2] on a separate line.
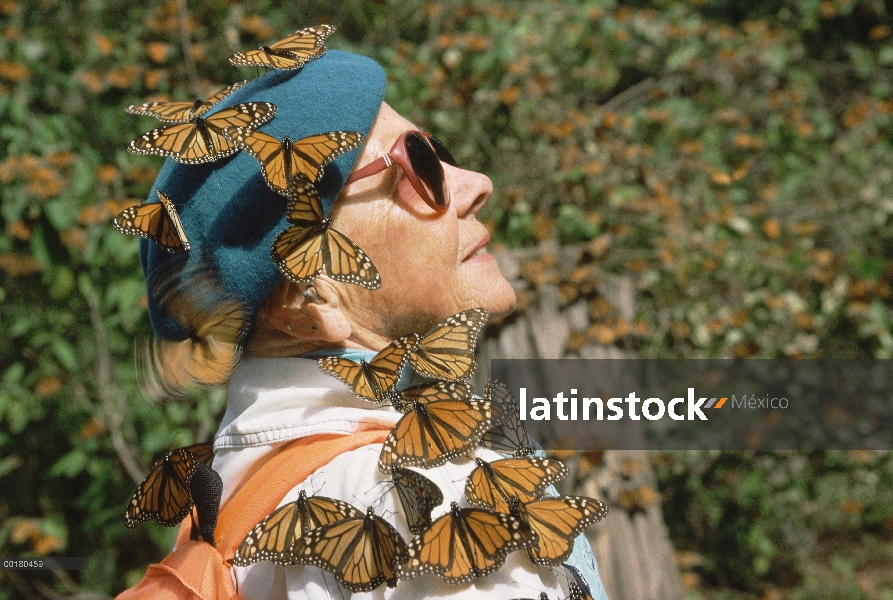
[114, 190, 191, 253]
[464, 456, 569, 513]
[229, 24, 335, 71]
[378, 380, 491, 473]
[283, 505, 408, 592]
[392, 467, 444, 535]
[318, 336, 416, 402]
[482, 379, 537, 457]
[407, 308, 489, 381]
[234, 490, 362, 566]
[223, 127, 363, 196]
[508, 495, 608, 566]
[398, 501, 535, 585]
[128, 102, 275, 164]
[561, 563, 597, 600]
[271, 175, 380, 289]
[125, 80, 248, 123]
[125, 442, 216, 529]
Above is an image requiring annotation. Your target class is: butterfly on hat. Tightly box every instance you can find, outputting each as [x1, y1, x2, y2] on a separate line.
[229, 24, 335, 71]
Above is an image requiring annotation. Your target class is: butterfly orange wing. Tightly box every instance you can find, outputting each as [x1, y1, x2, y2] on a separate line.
[465, 457, 569, 513]
[409, 308, 489, 381]
[517, 496, 608, 566]
[229, 24, 334, 70]
[378, 381, 491, 472]
[125, 80, 248, 123]
[318, 336, 414, 401]
[400, 502, 534, 584]
[128, 102, 275, 164]
[284, 507, 407, 592]
[234, 490, 362, 566]
[113, 190, 190, 252]
[272, 177, 380, 289]
[125, 449, 197, 527]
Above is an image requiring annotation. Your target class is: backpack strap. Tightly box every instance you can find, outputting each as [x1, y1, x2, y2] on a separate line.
[118, 426, 391, 600]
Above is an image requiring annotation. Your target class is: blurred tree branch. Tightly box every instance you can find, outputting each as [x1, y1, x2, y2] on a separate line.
[82, 280, 145, 485]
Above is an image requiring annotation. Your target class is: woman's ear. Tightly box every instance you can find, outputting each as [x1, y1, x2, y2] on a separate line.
[299, 279, 352, 342]
[260, 278, 352, 343]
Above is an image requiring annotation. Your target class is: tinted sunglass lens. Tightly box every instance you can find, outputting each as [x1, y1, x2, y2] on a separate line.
[405, 132, 448, 209]
[428, 135, 458, 167]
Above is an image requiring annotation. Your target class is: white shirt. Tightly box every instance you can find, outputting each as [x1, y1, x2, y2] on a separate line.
[213, 356, 566, 600]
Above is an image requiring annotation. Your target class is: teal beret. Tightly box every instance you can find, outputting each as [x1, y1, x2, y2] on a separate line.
[140, 50, 387, 341]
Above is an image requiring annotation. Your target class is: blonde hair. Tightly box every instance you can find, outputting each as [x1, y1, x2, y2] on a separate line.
[137, 258, 250, 401]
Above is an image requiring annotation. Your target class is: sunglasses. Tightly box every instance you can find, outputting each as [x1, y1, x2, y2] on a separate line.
[345, 130, 458, 212]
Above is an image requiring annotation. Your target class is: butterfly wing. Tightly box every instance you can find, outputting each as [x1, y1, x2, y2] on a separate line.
[322, 227, 381, 289]
[224, 127, 290, 195]
[562, 564, 596, 600]
[182, 441, 214, 467]
[400, 502, 533, 584]
[196, 102, 276, 163]
[285, 176, 324, 226]
[125, 100, 203, 124]
[125, 81, 248, 123]
[318, 336, 414, 401]
[378, 382, 491, 472]
[465, 457, 569, 513]
[285, 508, 407, 592]
[229, 24, 334, 70]
[482, 379, 536, 456]
[198, 80, 249, 114]
[125, 449, 197, 527]
[113, 190, 190, 252]
[409, 308, 489, 381]
[520, 496, 608, 566]
[393, 467, 444, 535]
[287, 131, 365, 183]
[271, 223, 325, 284]
[129, 102, 274, 164]
[234, 490, 362, 566]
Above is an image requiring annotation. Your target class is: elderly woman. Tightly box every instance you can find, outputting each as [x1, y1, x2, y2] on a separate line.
[121, 43, 607, 600]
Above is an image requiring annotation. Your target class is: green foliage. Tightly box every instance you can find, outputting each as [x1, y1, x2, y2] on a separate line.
[656, 450, 893, 598]
[2, 0, 892, 597]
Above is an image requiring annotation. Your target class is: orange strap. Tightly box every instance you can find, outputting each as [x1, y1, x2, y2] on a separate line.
[118, 426, 391, 600]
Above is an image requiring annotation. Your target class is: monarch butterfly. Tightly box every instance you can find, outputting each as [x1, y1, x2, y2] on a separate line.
[271, 175, 380, 289]
[113, 190, 190, 253]
[125, 80, 248, 123]
[229, 24, 335, 71]
[125, 442, 215, 528]
[223, 127, 363, 196]
[378, 380, 491, 472]
[508, 496, 608, 566]
[234, 490, 362, 566]
[399, 501, 535, 584]
[482, 379, 536, 457]
[465, 457, 569, 513]
[392, 467, 444, 535]
[318, 336, 416, 402]
[128, 102, 275, 164]
[562, 564, 596, 600]
[283, 505, 408, 592]
[407, 308, 489, 381]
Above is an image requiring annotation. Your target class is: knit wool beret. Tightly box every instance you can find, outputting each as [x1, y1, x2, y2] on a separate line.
[139, 50, 387, 341]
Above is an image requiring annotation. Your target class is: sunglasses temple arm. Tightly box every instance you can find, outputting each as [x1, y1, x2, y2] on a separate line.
[344, 155, 391, 185]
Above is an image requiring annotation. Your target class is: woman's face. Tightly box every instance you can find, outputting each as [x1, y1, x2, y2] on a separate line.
[331, 103, 516, 339]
